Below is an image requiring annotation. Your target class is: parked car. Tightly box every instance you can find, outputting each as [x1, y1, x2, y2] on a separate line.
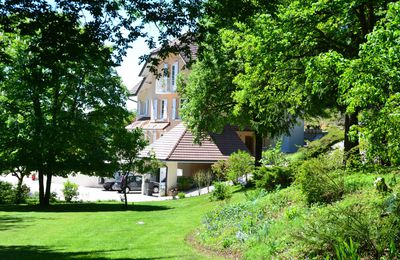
[113, 174, 143, 193]
[112, 174, 161, 194]
[103, 180, 116, 191]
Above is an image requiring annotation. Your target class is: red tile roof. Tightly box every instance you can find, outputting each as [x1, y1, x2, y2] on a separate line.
[139, 123, 249, 162]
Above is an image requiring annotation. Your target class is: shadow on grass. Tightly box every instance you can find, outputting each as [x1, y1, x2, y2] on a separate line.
[0, 203, 172, 213]
[0, 215, 38, 231]
[0, 245, 188, 260]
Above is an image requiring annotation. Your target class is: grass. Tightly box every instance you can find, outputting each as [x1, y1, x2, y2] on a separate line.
[0, 193, 246, 260]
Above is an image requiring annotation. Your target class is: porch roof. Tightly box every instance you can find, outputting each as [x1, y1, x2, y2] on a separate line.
[139, 123, 249, 162]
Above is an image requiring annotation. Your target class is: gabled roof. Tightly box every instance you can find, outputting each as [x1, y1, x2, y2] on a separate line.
[139, 123, 187, 160]
[139, 123, 249, 162]
[130, 77, 145, 96]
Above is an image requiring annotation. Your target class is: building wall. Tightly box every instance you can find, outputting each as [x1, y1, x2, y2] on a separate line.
[177, 162, 213, 177]
[137, 53, 189, 144]
[236, 131, 256, 155]
[281, 119, 305, 153]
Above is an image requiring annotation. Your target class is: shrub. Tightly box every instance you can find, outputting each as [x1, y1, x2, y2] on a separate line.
[260, 141, 288, 166]
[177, 176, 194, 190]
[244, 188, 268, 202]
[177, 192, 185, 199]
[299, 126, 344, 159]
[62, 180, 79, 202]
[200, 200, 264, 249]
[0, 181, 14, 204]
[296, 151, 344, 205]
[254, 166, 294, 191]
[193, 170, 206, 195]
[14, 184, 30, 204]
[211, 160, 228, 181]
[210, 182, 232, 201]
[294, 192, 400, 259]
[226, 150, 254, 185]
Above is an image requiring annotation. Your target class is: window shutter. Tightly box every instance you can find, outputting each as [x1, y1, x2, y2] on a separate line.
[172, 98, 176, 119]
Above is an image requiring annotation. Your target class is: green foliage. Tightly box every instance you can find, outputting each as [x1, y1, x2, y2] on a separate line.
[62, 181, 79, 203]
[177, 176, 194, 191]
[193, 170, 207, 195]
[0, 181, 30, 204]
[296, 151, 345, 205]
[211, 160, 228, 181]
[244, 189, 268, 202]
[14, 184, 30, 204]
[210, 182, 232, 201]
[177, 192, 186, 199]
[298, 126, 344, 159]
[0, 181, 14, 204]
[254, 166, 294, 191]
[260, 141, 288, 166]
[226, 150, 254, 185]
[294, 191, 400, 259]
[335, 238, 360, 260]
[200, 200, 264, 250]
[340, 2, 400, 166]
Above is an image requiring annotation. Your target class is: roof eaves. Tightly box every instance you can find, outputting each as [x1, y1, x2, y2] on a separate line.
[131, 77, 145, 96]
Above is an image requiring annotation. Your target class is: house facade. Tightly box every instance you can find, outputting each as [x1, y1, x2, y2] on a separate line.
[129, 47, 304, 196]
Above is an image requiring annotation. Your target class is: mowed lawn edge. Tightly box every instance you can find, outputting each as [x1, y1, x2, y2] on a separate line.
[0, 193, 243, 260]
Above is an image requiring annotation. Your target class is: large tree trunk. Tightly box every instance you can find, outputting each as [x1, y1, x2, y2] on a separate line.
[38, 169, 45, 206]
[43, 173, 52, 206]
[123, 174, 128, 209]
[255, 131, 263, 167]
[344, 113, 359, 164]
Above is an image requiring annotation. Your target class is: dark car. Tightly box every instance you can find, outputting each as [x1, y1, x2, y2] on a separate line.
[112, 175, 160, 194]
[113, 174, 143, 193]
[103, 181, 115, 191]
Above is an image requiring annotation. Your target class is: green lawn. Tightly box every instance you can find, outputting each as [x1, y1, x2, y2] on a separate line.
[0, 194, 237, 260]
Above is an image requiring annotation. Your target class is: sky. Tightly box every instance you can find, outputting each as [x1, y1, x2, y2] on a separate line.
[116, 25, 160, 112]
[116, 38, 149, 111]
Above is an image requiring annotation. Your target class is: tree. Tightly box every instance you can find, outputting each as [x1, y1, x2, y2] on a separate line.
[0, 0, 203, 206]
[111, 127, 163, 208]
[339, 2, 400, 165]
[0, 9, 135, 206]
[226, 150, 254, 185]
[179, 0, 397, 164]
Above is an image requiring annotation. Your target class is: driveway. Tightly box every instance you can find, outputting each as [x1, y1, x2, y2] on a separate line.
[0, 175, 172, 203]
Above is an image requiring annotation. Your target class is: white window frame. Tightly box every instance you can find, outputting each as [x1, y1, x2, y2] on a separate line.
[161, 99, 168, 120]
[153, 99, 158, 120]
[171, 62, 178, 91]
[145, 99, 149, 116]
[172, 98, 177, 120]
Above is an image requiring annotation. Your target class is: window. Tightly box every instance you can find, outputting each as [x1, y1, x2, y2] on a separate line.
[153, 99, 158, 120]
[172, 98, 177, 119]
[161, 99, 168, 119]
[163, 63, 168, 90]
[138, 100, 148, 116]
[171, 62, 178, 91]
